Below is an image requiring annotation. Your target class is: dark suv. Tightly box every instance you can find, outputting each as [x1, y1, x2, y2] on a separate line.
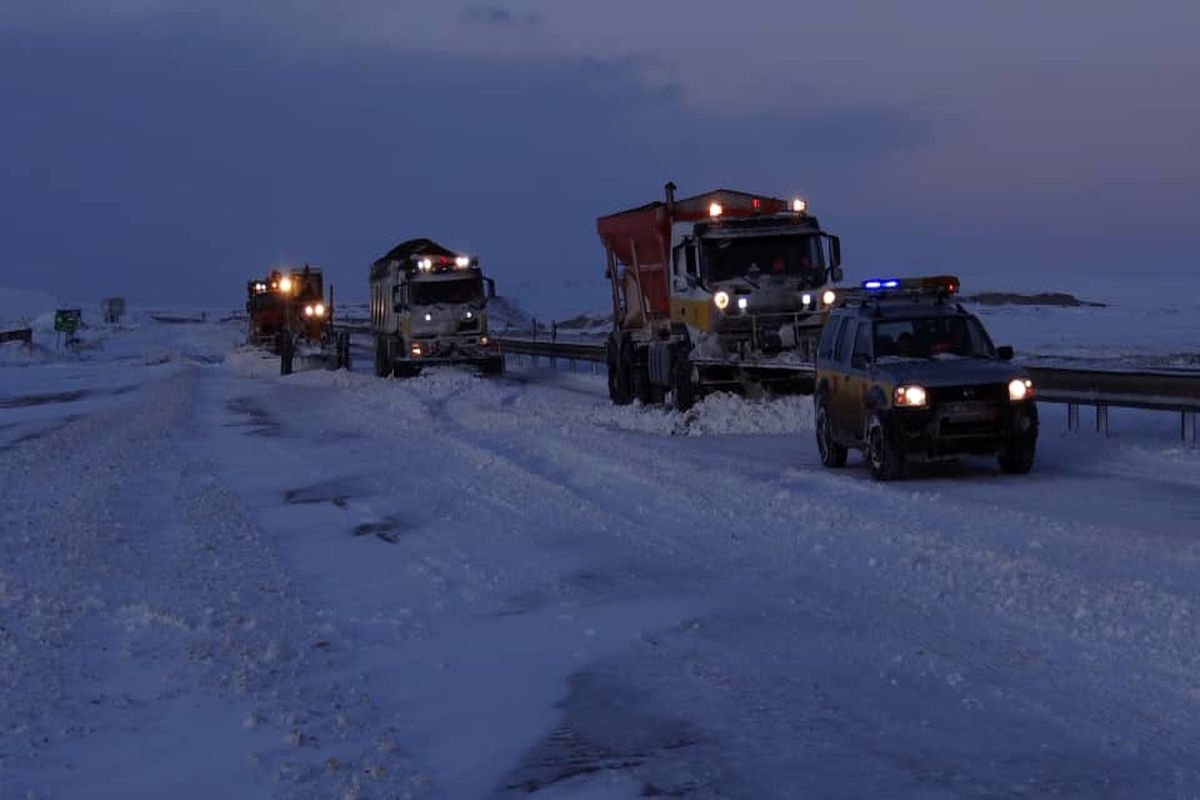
[813, 276, 1037, 480]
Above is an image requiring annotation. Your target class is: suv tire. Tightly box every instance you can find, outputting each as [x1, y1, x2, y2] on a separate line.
[998, 434, 1036, 474]
[816, 401, 848, 468]
[866, 413, 905, 481]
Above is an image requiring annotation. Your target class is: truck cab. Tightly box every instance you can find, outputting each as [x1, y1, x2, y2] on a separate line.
[814, 276, 1038, 480]
[369, 238, 502, 377]
[599, 183, 843, 409]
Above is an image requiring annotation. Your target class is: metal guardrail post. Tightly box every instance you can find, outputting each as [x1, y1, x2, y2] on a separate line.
[1067, 403, 1079, 432]
[1184, 412, 1197, 445]
[1096, 404, 1109, 437]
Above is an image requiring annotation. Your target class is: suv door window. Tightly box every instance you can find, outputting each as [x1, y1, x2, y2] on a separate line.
[834, 318, 856, 364]
[851, 321, 872, 368]
[819, 317, 844, 362]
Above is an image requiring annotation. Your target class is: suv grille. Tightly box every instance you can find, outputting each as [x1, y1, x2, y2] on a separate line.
[929, 384, 1006, 404]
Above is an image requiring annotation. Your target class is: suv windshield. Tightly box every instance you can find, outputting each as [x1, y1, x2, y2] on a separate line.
[874, 316, 995, 360]
[411, 277, 483, 306]
[702, 234, 825, 284]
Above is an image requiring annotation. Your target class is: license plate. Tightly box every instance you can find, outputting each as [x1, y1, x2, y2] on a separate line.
[942, 403, 996, 420]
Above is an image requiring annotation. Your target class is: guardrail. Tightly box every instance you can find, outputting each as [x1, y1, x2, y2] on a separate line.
[0, 327, 33, 350]
[497, 336, 1200, 444]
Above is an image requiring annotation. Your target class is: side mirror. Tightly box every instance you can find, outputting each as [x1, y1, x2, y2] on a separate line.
[830, 266, 844, 284]
[829, 235, 842, 269]
[997, 345, 1014, 361]
[486, 278, 496, 299]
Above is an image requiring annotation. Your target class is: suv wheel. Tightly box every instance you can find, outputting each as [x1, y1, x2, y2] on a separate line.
[998, 434, 1036, 474]
[816, 401, 847, 468]
[866, 413, 905, 481]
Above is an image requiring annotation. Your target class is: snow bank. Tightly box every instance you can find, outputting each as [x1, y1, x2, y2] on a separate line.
[575, 391, 815, 437]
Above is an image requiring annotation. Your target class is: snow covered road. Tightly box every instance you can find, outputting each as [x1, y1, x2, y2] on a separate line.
[4, 321, 1200, 798]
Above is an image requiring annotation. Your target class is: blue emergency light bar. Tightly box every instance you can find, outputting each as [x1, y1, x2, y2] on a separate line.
[861, 275, 960, 296]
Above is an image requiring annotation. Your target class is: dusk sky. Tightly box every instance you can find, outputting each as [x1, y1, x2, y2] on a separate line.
[2, 1, 1197, 314]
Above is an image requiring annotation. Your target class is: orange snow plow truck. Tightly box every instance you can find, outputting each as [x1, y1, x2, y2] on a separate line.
[598, 182, 843, 409]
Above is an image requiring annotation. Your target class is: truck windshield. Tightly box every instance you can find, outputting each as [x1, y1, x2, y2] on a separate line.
[702, 234, 825, 284]
[874, 316, 995, 360]
[411, 277, 484, 306]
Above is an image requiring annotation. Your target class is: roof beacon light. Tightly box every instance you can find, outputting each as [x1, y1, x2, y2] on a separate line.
[792, 198, 807, 213]
[709, 202, 723, 218]
[455, 256, 471, 268]
[418, 258, 434, 272]
[862, 276, 958, 296]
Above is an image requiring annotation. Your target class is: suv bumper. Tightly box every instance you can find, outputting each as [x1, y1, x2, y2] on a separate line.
[891, 401, 1038, 460]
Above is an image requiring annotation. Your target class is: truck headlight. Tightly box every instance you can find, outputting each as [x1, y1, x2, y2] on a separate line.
[894, 384, 927, 408]
[822, 289, 837, 306]
[424, 313, 433, 322]
[314, 303, 326, 317]
[303, 304, 314, 317]
[1009, 378, 1033, 401]
[736, 296, 748, 311]
[713, 291, 730, 310]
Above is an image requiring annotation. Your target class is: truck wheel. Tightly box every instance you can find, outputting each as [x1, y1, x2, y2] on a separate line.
[280, 335, 294, 375]
[816, 401, 847, 468]
[632, 365, 654, 405]
[607, 334, 633, 406]
[374, 335, 392, 378]
[866, 413, 905, 481]
[337, 332, 352, 371]
[671, 351, 696, 412]
[998, 434, 1036, 474]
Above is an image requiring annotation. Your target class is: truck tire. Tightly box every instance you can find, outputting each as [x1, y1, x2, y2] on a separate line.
[815, 401, 848, 468]
[671, 349, 696, 412]
[998, 434, 1036, 474]
[866, 412, 905, 481]
[337, 332, 352, 371]
[280, 335, 294, 376]
[607, 334, 633, 406]
[374, 335, 392, 378]
[632, 365, 654, 405]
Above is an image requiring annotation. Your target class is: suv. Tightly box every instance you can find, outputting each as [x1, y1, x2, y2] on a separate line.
[813, 276, 1037, 480]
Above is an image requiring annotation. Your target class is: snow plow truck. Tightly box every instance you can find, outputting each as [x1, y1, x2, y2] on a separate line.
[369, 238, 503, 378]
[246, 265, 351, 374]
[598, 182, 844, 409]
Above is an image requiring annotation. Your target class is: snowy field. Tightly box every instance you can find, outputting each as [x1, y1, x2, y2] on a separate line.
[2, 305, 1200, 798]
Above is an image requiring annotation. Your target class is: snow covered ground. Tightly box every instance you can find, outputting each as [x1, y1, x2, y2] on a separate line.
[3, 308, 1200, 798]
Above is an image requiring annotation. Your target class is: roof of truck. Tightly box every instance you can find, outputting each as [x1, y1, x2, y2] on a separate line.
[597, 189, 790, 222]
[373, 238, 457, 267]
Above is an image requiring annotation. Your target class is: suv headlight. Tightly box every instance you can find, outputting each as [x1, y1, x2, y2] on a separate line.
[894, 384, 927, 408]
[1009, 378, 1033, 401]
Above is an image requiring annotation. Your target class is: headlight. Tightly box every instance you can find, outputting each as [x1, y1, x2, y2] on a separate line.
[480, 335, 489, 346]
[736, 296, 749, 311]
[279, 277, 293, 293]
[1009, 378, 1033, 401]
[303, 304, 314, 317]
[424, 313, 433, 322]
[455, 256, 471, 268]
[314, 303, 325, 317]
[894, 384, 927, 408]
[713, 291, 730, 310]
[801, 293, 812, 306]
[822, 289, 837, 306]
[465, 311, 473, 319]
[410, 343, 422, 356]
